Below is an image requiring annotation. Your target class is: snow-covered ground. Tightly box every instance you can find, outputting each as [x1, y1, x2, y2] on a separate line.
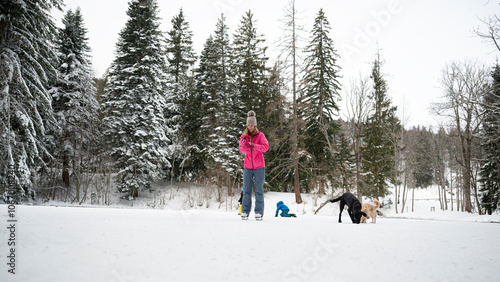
[1, 185, 500, 282]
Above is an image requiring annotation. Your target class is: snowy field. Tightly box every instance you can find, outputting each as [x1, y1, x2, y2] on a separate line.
[1, 186, 500, 282]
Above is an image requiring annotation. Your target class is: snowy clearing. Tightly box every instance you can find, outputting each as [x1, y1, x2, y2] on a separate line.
[1, 186, 500, 282]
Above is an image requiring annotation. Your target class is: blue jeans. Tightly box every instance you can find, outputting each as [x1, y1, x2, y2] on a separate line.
[242, 167, 265, 216]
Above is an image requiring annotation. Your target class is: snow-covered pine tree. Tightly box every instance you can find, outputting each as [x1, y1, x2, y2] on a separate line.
[49, 8, 100, 200]
[177, 81, 206, 179]
[479, 64, 500, 214]
[198, 14, 241, 186]
[166, 8, 196, 83]
[165, 8, 198, 182]
[300, 8, 342, 193]
[233, 10, 269, 120]
[362, 51, 401, 199]
[0, 0, 62, 203]
[192, 36, 219, 178]
[101, 0, 171, 199]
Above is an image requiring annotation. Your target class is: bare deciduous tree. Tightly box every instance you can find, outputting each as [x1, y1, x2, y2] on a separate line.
[277, 0, 306, 203]
[344, 75, 371, 202]
[474, 14, 500, 53]
[434, 60, 490, 212]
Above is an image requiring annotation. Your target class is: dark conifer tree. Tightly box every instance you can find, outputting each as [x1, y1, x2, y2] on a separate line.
[362, 51, 401, 198]
[101, 0, 171, 199]
[413, 128, 434, 188]
[166, 8, 196, 83]
[233, 10, 269, 119]
[197, 14, 241, 184]
[192, 35, 219, 179]
[300, 8, 342, 191]
[334, 126, 355, 192]
[479, 64, 500, 214]
[50, 8, 99, 196]
[165, 8, 198, 181]
[0, 0, 62, 202]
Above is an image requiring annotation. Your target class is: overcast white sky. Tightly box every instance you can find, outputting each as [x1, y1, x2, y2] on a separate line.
[52, 0, 499, 129]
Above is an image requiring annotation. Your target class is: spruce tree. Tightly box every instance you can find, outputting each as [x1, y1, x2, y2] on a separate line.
[362, 51, 401, 198]
[413, 128, 434, 188]
[166, 8, 196, 83]
[178, 81, 206, 178]
[479, 64, 500, 214]
[165, 8, 197, 181]
[49, 8, 99, 197]
[199, 14, 241, 184]
[300, 8, 342, 192]
[193, 36, 218, 176]
[0, 0, 62, 202]
[334, 125, 355, 192]
[101, 0, 171, 199]
[233, 10, 269, 119]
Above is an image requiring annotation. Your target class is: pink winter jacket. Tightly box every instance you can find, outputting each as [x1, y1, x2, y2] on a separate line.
[239, 131, 269, 170]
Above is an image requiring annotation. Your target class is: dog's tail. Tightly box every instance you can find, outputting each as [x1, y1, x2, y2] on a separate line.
[330, 195, 342, 203]
[373, 199, 380, 209]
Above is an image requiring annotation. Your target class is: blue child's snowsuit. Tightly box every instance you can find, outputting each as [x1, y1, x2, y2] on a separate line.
[276, 201, 291, 217]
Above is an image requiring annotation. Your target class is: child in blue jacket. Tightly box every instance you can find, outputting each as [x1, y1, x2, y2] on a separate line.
[275, 201, 296, 217]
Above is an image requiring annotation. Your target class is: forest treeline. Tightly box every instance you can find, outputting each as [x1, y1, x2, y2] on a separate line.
[1, 0, 499, 214]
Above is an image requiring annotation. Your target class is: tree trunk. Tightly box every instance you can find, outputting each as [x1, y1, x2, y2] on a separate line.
[462, 151, 472, 212]
[356, 160, 362, 202]
[474, 181, 481, 215]
[294, 162, 301, 203]
[442, 175, 448, 210]
[401, 174, 407, 213]
[450, 165, 454, 211]
[394, 178, 398, 214]
[437, 183, 442, 210]
[63, 156, 70, 189]
[290, 0, 301, 204]
[76, 122, 84, 203]
[356, 129, 362, 202]
[170, 150, 176, 200]
[106, 160, 111, 205]
[473, 166, 482, 214]
[319, 178, 325, 195]
[457, 177, 461, 212]
[411, 187, 415, 212]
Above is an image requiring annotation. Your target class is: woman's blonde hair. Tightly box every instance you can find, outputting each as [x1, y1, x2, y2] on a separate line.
[243, 126, 258, 136]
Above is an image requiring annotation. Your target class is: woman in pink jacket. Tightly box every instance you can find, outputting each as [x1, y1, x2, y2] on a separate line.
[239, 111, 269, 220]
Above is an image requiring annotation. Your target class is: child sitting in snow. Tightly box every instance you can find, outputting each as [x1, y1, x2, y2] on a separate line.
[275, 201, 296, 217]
